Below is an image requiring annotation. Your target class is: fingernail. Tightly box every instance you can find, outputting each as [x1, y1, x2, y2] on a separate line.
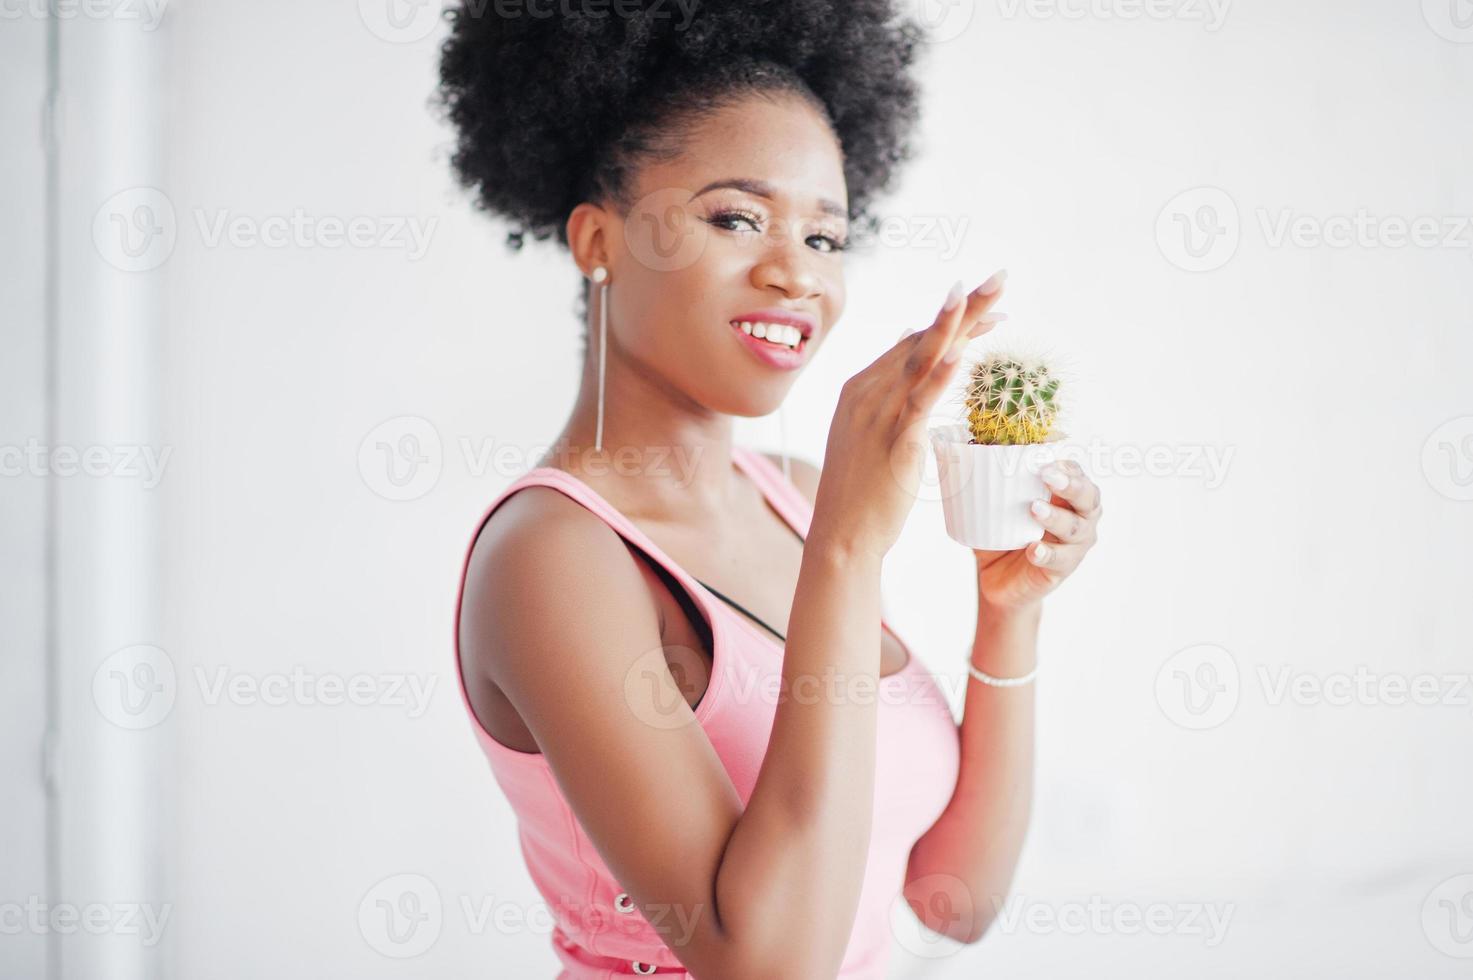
[941, 279, 965, 313]
[1033, 543, 1052, 563]
[973, 269, 1008, 297]
[1042, 468, 1069, 490]
[1030, 498, 1050, 518]
[942, 336, 968, 364]
[980, 312, 1009, 323]
[898, 327, 916, 340]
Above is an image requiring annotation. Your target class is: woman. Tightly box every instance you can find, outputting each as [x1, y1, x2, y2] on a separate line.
[442, 2, 1102, 976]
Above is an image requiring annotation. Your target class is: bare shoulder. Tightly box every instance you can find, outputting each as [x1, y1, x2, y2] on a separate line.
[458, 483, 662, 692]
[759, 451, 822, 506]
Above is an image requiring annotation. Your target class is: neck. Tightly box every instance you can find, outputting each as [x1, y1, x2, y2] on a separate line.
[545, 346, 744, 520]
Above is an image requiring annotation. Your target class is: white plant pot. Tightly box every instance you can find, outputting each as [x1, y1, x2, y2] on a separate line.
[929, 423, 1059, 551]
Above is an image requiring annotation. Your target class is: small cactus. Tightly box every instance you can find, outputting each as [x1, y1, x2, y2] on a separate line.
[963, 352, 1060, 445]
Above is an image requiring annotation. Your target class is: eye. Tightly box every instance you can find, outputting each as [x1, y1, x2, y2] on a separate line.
[706, 208, 763, 233]
[808, 232, 850, 254]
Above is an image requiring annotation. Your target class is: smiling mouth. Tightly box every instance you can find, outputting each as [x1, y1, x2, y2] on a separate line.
[731, 319, 807, 352]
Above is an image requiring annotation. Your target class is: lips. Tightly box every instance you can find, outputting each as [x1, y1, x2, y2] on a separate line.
[729, 319, 811, 370]
[729, 309, 817, 338]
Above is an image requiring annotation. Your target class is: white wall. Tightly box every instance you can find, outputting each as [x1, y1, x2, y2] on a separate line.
[7, 0, 1471, 976]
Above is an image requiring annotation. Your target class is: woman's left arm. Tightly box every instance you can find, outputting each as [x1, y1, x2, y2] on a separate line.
[903, 459, 1103, 945]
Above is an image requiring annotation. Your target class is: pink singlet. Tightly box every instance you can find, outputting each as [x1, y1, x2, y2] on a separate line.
[452, 445, 961, 977]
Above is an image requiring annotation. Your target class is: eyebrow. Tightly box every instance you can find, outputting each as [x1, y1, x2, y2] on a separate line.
[690, 177, 848, 220]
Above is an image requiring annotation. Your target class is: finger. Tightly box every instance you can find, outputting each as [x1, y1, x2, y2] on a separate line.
[1026, 538, 1086, 574]
[905, 273, 1012, 410]
[903, 279, 970, 378]
[1041, 460, 1102, 519]
[935, 270, 1009, 367]
[908, 268, 1009, 375]
[885, 269, 1008, 375]
[1028, 497, 1093, 544]
[964, 311, 1009, 340]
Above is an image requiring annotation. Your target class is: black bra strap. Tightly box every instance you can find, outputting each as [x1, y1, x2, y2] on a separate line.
[693, 579, 787, 643]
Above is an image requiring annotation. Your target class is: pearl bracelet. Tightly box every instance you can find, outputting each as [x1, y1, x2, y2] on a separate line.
[967, 660, 1038, 687]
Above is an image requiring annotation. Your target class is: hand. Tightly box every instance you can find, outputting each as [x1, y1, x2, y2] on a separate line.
[975, 459, 1101, 610]
[808, 271, 1009, 560]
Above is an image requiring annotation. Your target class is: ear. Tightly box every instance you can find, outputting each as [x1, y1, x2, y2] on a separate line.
[566, 201, 613, 280]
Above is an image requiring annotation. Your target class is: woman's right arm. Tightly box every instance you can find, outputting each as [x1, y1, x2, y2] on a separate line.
[461, 281, 1002, 978]
[465, 489, 884, 978]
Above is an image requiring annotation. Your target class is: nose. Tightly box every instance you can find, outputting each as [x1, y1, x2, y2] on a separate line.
[749, 226, 823, 301]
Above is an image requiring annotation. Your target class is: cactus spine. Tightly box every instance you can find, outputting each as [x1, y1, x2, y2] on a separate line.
[963, 352, 1060, 445]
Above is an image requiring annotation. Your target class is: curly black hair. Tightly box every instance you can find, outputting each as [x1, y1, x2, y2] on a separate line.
[436, 0, 929, 264]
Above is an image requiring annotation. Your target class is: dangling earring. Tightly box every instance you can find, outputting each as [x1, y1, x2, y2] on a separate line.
[591, 265, 609, 454]
[778, 402, 791, 482]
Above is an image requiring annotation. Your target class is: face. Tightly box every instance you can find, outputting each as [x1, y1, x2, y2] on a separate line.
[576, 93, 849, 418]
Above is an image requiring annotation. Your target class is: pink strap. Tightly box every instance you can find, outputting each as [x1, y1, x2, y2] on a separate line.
[731, 447, 814, 539]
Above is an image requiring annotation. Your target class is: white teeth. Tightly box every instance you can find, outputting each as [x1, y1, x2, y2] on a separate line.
[734, 321, 802, 350]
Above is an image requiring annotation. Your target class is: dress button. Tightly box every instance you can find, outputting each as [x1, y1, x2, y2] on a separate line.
[631, 962, 656, 975]
[614, 892, 636, 914]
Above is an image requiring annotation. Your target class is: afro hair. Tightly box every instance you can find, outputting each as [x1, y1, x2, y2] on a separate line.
[436, 0, 930, 255]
